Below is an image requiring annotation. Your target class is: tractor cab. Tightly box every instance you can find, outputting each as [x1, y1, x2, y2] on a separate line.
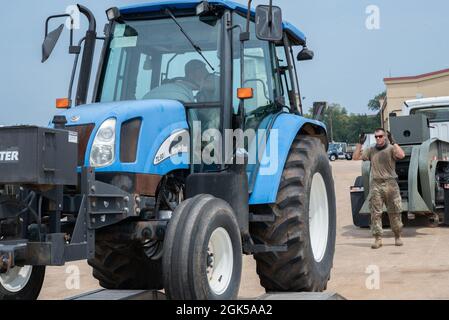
[43, 0, 316, 174]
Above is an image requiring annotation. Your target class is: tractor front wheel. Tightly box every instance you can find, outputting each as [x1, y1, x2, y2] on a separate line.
[163, 195, 242, 300]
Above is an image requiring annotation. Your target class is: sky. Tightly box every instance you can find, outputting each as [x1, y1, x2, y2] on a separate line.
[0, 0, 448, 125]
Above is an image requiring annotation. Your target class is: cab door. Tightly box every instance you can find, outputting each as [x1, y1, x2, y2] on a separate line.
[232, 13, 295, 191]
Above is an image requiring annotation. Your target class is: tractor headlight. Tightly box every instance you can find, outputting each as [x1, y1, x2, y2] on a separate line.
[90, 118, 116, 167]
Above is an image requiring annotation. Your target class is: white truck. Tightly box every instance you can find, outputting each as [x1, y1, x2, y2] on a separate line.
[402, 96, 449, 142]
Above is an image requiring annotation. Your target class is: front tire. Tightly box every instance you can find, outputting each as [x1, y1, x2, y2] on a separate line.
[329, 154, 337, 161]
[163, 195, 242, 300]
[251, 136, 336, 292]
[0, 265, 45, 300]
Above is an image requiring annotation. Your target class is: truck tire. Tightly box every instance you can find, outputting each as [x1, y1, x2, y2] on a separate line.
[250, 136, 336, 292]
[329, 154, 336, 161]
[88, 239, 163, 290]
[163, 195, 242, 300]
[351, 176, 371, 228]
[0, 265, 45, 300]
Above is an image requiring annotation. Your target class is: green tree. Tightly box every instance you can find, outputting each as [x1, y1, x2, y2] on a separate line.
[368, 91, 386, 112]
[345, 113, 381, 143]
[305, 103, 381, 143]
[323, 104, 349, 143]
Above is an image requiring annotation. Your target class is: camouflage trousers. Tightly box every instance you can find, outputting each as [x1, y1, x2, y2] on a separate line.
[369, 179, 403, 237]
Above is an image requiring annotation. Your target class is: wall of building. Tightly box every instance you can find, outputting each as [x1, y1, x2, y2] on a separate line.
[382, 69, 449, 129]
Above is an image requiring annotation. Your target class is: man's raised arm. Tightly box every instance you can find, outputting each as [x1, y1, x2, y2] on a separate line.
[352, 133, 366, 161]
[387, 131, 406, 160]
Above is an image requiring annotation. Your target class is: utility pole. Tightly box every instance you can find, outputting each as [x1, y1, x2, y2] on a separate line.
[329, 107, 334, 142]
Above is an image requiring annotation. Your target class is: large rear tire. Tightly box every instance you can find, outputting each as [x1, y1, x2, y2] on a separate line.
[163, 195, 242, 300]
[0, 265, 45, 300]
[88, 236, 163, 290]
[251, 136, 336, 292]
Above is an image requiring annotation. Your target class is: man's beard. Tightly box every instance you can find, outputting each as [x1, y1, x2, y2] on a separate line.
[375, 140, 388, 150]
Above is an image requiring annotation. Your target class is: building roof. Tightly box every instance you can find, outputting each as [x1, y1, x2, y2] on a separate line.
[384, 68, 449, 83]
[405, 96, 449, 108]
[119, 0, 306, 45]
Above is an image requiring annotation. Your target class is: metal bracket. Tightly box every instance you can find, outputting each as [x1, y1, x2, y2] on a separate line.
[81, 167, 136, 230]
[249, 212, 275, 222]
[242, 235, 287, 254]
[243, 243, 287, 254]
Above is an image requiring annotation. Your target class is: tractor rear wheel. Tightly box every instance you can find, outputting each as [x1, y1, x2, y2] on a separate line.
[0, 265, 45, 300]
[88, 236, 163, 290]
[163, 195, 242, 300]
[251, 135, 336, 292]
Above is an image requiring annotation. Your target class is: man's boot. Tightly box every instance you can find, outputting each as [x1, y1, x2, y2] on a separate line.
[395, 234, 403, 246]
[371, 236, 382, 249]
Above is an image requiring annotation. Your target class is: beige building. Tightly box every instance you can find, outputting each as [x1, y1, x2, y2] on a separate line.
[381, 68, 449, 129]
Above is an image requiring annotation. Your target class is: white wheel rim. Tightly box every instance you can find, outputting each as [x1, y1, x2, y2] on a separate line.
[309, 173, 329, 262]
[207, 227, 233, 295]
[0, 266, 33, 293]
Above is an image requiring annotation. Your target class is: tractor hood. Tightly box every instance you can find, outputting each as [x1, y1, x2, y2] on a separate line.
[55, 99, 189, 175]
[59, 99, 187, 127]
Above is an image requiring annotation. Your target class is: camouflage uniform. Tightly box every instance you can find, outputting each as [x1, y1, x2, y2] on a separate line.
[362, 142, 403, 237]
[369, 179, 403, 236]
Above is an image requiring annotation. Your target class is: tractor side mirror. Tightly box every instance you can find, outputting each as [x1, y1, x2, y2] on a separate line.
[297, 46, 314, 61]
[255, 5, 283, 42]
[42, 24, 64, 63]
[312, 101, 328, 121]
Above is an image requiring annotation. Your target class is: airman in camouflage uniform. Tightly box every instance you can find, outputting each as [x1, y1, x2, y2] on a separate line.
[369, 180, 403, 237]
[353, 128, 406, 249]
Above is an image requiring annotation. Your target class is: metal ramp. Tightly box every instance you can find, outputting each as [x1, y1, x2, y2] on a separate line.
[256, 292, 345, 300]
[67, 290, 345, 300]
[67, 289, 167, 300]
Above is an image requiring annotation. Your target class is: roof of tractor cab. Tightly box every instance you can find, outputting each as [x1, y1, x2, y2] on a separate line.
[119, 0, 307, 46]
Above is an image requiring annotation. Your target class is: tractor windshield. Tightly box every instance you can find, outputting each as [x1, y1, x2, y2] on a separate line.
[98, 16, 222, 104]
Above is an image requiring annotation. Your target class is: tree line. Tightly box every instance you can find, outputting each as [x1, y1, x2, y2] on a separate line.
[305, 91, 384, 144]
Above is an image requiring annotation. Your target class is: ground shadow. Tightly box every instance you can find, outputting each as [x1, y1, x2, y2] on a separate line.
[340, 223, 430, 239]
[340, 213, 440, 239]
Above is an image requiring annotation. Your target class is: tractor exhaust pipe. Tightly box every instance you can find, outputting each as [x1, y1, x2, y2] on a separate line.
[75, 4, 97, 106]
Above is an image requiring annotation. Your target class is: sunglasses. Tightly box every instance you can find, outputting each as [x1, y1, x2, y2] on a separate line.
[375, 135, 384, 139]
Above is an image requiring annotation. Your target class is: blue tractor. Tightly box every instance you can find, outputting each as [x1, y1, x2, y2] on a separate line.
[0, 0, 336, 300]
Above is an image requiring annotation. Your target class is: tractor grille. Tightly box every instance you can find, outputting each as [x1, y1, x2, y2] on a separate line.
[67, 124, 95, 166]
[120, 118, 142, 163]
